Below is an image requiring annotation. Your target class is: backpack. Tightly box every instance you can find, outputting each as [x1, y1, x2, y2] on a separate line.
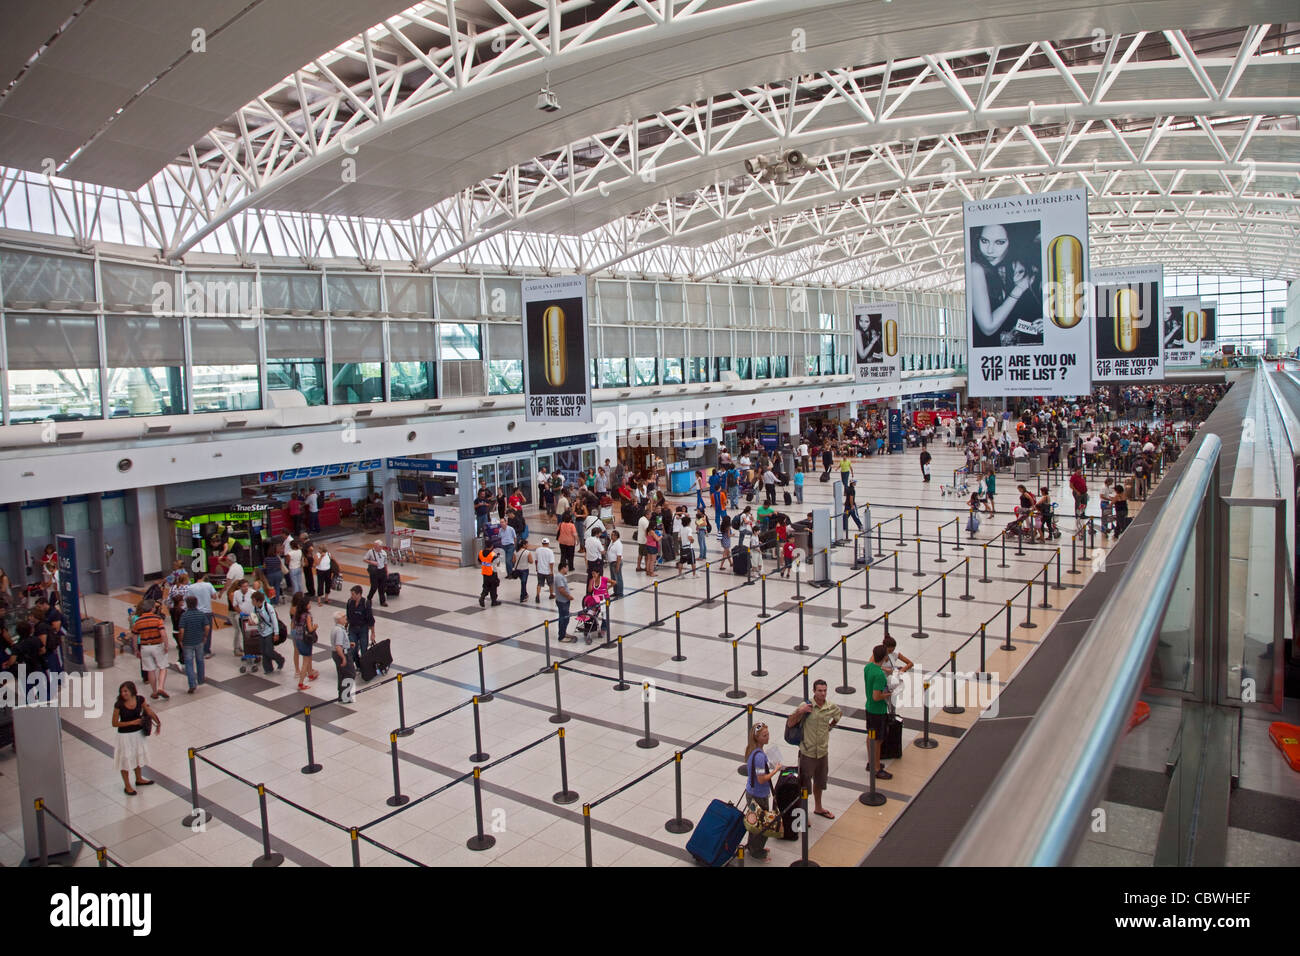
[784, 705, 809, 746]
[143, 582, 164, 603]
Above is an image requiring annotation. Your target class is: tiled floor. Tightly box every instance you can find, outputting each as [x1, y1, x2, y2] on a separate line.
[1, 442, 1132, 867]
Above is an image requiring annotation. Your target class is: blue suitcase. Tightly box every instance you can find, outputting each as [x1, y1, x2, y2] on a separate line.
[686, 798, 746, 867]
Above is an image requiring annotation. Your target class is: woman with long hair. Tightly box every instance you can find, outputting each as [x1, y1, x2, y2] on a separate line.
[743, 722, 782, 862]
[111, 681, 159, 795]
[968, 223, 1042, 348]
[290, 591, 320, 690]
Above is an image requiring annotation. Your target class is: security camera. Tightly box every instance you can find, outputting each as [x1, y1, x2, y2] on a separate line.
[784, 149, 806, 168]
[744, 157, 764, 176]
[537, 87, 560, 112]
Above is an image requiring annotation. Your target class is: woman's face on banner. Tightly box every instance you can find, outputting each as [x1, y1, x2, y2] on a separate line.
[978, 225, 1010, 266]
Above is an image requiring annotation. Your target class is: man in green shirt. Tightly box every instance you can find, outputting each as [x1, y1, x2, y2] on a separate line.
[839, 453, 853, 488]
[788, 679, 842, 819]
[865, 644, 893, 780]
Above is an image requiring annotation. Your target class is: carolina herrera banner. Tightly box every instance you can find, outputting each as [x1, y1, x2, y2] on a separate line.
[1164, 296, 1204, 368]
[521, 275, 592, 422]
[964, 188, 1090, 397]
[1091, 263, 1164, 381]
[853, 302, 901, 385]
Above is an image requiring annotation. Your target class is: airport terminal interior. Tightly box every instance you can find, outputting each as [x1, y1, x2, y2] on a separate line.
[0, 1, 1298, 870]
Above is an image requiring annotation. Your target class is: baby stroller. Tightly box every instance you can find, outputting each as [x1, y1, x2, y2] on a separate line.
[1006, 507, 1034, 543]
[575, 577, 612, 644]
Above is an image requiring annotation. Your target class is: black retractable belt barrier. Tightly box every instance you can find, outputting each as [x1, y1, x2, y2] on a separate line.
[1039, 564, 1052, 609]
[727, 641, 745, 699]
[251, 783, 284, 867]
[861, 563, 875, 609]
[890, 551, 903, 593]
[938, 574, 951, 618]
[1002, 600, 1017, 651]
[832, 581, 847, 628]
[943, 652, 965, 715]
[915, 680, 938, 750]
[759, 574, 770, 619]
[549, 661, 570, 724]
[705, 562, 713, 604]
[469, 696, 489, 763]
[836, 635, 855, 695]
[961, 556, 975, 601]
[614, 636, 630, 691]
[539, 620, 553, 674]
[665, 751, 694, 834]
[302, 706, 322, 774]
[386, 732, 409, 807]
[795, 601, 808, 651]
[953, 518, 964, 553]
[466, 767, 495, 851]
[752, 622, 768, 677]
[182, 748, 207, 829]
[652, 581, 663, 628]
[583, 804, 594, 867]
[802, 666, 810, 701]
[1022, 586, 1037, 629]
[999, 531, 1009, 569]
[1053, 548, 1066, 590]
[719, 590, 734, 640]
[935, 526, 946, 564]
[672, 611, 686, 662]
[351, 827, 360, 867]
[913, 589, 929, 639]
[914, 538, 925, 577]
[554, 728, 579, 804]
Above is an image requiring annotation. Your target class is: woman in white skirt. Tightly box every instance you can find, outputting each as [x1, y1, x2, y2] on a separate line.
[112, 681, 160, 795]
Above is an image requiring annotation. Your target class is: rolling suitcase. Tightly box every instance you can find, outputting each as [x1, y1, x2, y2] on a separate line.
[773, 767, 801, 840]
[385, 572, 401, 596]
[731, 545, 750, 577]
[686, 798, 746, 867]
[880, 713, 904, 760]
[783, 490, 793, 506]
[360, 638, 392, 681]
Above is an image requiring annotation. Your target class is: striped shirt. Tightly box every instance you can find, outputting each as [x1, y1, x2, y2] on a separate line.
[131, 611, 167, 646]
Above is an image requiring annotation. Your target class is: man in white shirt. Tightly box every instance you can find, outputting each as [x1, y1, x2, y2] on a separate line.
[533, 538, 556, 603]
[594, 468, 608, 495]
[286, 540, 305, 595]
[606, 531, 624, 598]
[306, 488, 320, 534]
[762, 467, 778, 506]
[584, 528, 605, 578]
[797, 441, 810, 473]
[188, 573, 219, 658]
[230, 579, 257, 655]
[636, 511, 651, 572]
[1011, 444, 1029, 461]
[554, 563, 575, 642]
[364, 539, 389, 607]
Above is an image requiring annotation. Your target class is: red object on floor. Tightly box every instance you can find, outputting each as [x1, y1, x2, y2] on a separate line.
[1268, 722, 1300, 772]
[1127, 701, 1150, 732]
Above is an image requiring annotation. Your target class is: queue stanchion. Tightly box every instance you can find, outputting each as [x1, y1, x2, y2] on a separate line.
[549, 662, 570, 724]
[672, 611, 686, 662]
[602, 596, 614, 648]
[793, 559, 805, 601]
[961, 557, 974, 601]
[938, 574, 951, 618]
[953, 518, 964, 552]
[1022, 586, 1037, 629]
[538, 620, 553, 674]
[913, 590, 929, 639]
[978, 623, 991, 682]
[727, 641, 745, 699]
[554, 728, 579, 804]
[859, 731, 887, 807]
[1068, 533, 1080, 576]
[705, 561, 714, 605]
[802, 665, 810, 701]
[736, 845, 745, 867]
[836, 635, 855, 695]
[351, 827, 360, 867]
[469, 696, 489, 763]
[883, 611, 891, 639]
[1053, 548, 1066, 591]
[890, 551, 903, 593]
[795, 601, 808, 651]
[386, 732, 409, 807]
[475, 644, 493, 703]
[789, 789, 819, 868]
[395, 674, 413, 737]
[1014, 525, 1025, 557]
[1002, 600, 1018, 651]
[665, 751, 694, 834]
[251, 783, 284, 867]
[466, 767, 496, 851]
[943, 652, 965, 715]
[914, 680, 938, 749]
[301, 706, 322, 774]
[719, 590, 734, 640]
[181, 748, 208, 830]
[613, 636, 629, 691]
[1089, 517, 1096, 551]
[875, 522, 884, 558]
[861, 563, 875, 610]
[637, 682, 660, 749]
[832, 581, 847, 628]
[999, 531, 1009, 569]
[914, 505, 920, 538]
[752, 622, 768, 677]
[1039, 563, 1052, 609]
[897, 515, 904, 547]
[651, 581, 663, 628]
[759, 574, 770, 619]
[913, 538, 925, 577]
[935, 526, 946, 564]
[583, 804, 593, 867]
[738, 705, 754, 775]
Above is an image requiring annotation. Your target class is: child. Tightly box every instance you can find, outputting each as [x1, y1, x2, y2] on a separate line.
[780, 539, 796, 578]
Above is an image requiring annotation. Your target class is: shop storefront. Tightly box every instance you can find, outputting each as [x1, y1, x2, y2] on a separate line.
[164, 500, 279, 576]
[386, 457, 461, 549]
[722, 412, 785, 456]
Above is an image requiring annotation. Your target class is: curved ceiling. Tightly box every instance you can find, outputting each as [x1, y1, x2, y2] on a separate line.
[0, 0, 1296, 289]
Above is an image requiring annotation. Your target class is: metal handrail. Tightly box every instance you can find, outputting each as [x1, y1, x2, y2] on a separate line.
[944, 434, 1222, 867]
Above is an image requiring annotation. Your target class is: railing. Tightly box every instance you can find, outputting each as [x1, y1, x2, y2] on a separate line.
[944, 435, 1223, 866]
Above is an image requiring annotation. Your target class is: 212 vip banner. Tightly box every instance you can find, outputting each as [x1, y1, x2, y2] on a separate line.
[1091, 263, 1164, 381]
[963, 188, 1091, 397]
[1164, 296, 1205, 368]
[853, 302, 901, 385]
[521, 275, 593, 423]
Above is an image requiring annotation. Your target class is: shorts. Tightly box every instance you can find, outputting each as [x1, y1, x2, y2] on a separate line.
[865, 711, 889, 741]
[293, 637, 315, 657]
[638, 543, 648, 557]
[139, 643, 168, 672]
[797, 752, 829, 792]
[536, 573, 554, 588]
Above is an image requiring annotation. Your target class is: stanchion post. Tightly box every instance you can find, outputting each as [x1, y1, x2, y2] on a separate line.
[752, 622, 768, 677]
[637, 682, 660, 748]
[914, 504, 920, 537]
[914, 681, 938, 749]
[554, 728, 579, 804]
[1002, 600, 1017, 651]
[665, 751, 694, 834]
[469, 696, 489, 763]
[1039, 563, 1052, 609]
[719, 589, 734, 640]
[34, 798, 47, 866]
[832, 580, 846, 628]
[351, 827, 360, 867]
[793, 559, 804, 601]
[935, 526, 945, 564]
[890, 551, 903, 592]
[538, 620, 553, 674]
[583, 804, 593, 867]
[1068, 533, 1080, 576]
[883, 610, 891, 639]
[705, 561, 713, 604]
[386, 732, 409, 807]
[836, 635, 855, 695]
[652, 581, 663, 628]
[759, 574, 770, 619]
[395, 674, 413, 737]
[603, 596, 614, 648]
[981, 543, 992, 583]
[549, 661, 570, 724]
[251, 782, 285, 867]
[875, 522, 884, 558]
[789, 789, 819, 867]
[999, 530, 1009, 568]
[913, 590, 929, 638]
[961, 557, 974, 601]
[301, 706, 322, 774]
[613, 636, 629, 691]
[1023, 586, 1037, 629]
[859, 730, 887, 806]
[476, 644, 493, 703]
[802, 665, 810, 701]
[466, 767, 496, 851]
[861, 563, 874, 609]
[1053, 548, 1066, 591]
[953, 518, 964, 552]
[795, 601, 808, 651]
[914, 537, 925, 577]
[672, 611, 685, 662]
[181, 748, 207, 829]
[727, 640, 745, 699]
[938, 574, 951, 618]
[943, 653, 965, 715]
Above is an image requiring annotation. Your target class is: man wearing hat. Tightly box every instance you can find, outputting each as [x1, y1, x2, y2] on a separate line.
[533, 537, 556, 604]
[364, 539, 389, 607]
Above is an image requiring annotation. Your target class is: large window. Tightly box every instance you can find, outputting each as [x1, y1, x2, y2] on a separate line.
[1167, 275, 1289, 355]
[266, 319, 325, 405]
[440, 322, 484, 397]
[389, 320, 438, 400]
[487, 322, 523, 395]
[663, 357, 684, 385]
[5, 314, 101, 421]
[331, 320, 384, 403]
[599, 358, 629, 387]
[106, 315, 185, 416]
[190, 317, 261, 412]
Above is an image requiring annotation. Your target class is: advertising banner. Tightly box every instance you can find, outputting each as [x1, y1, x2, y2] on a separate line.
[1163, 296, 1204, 367]
[964, 188, 1090, 397]
[56, 535, 82, 666]
[1199, 301, 1218, 355]
[853, 302, 901, 384]
[1090, 263, 1164, 381]
[522, 275, 592, 422]
[887, 408, 904, 453]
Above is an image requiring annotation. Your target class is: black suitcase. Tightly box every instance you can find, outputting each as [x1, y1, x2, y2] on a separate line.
[880, 713, 904, 760]
[385, 572, 401, 596]
[773, 767, 801, 840]
[731, 545, 750, 577]
[360, 638, 392, 681]
[783, 491, 792, 506]
[819, 471, 830, 483]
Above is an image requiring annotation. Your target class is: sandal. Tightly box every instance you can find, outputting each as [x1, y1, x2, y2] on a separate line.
[307, 672, 319, 681]
[298, 682, 309, 690]
[813, 808, 835, 820]
[124, 787, 137, 796]
[135, 778, 155, 786]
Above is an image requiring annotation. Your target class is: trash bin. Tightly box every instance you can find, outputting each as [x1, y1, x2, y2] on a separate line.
[94, 621, 116, 669]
